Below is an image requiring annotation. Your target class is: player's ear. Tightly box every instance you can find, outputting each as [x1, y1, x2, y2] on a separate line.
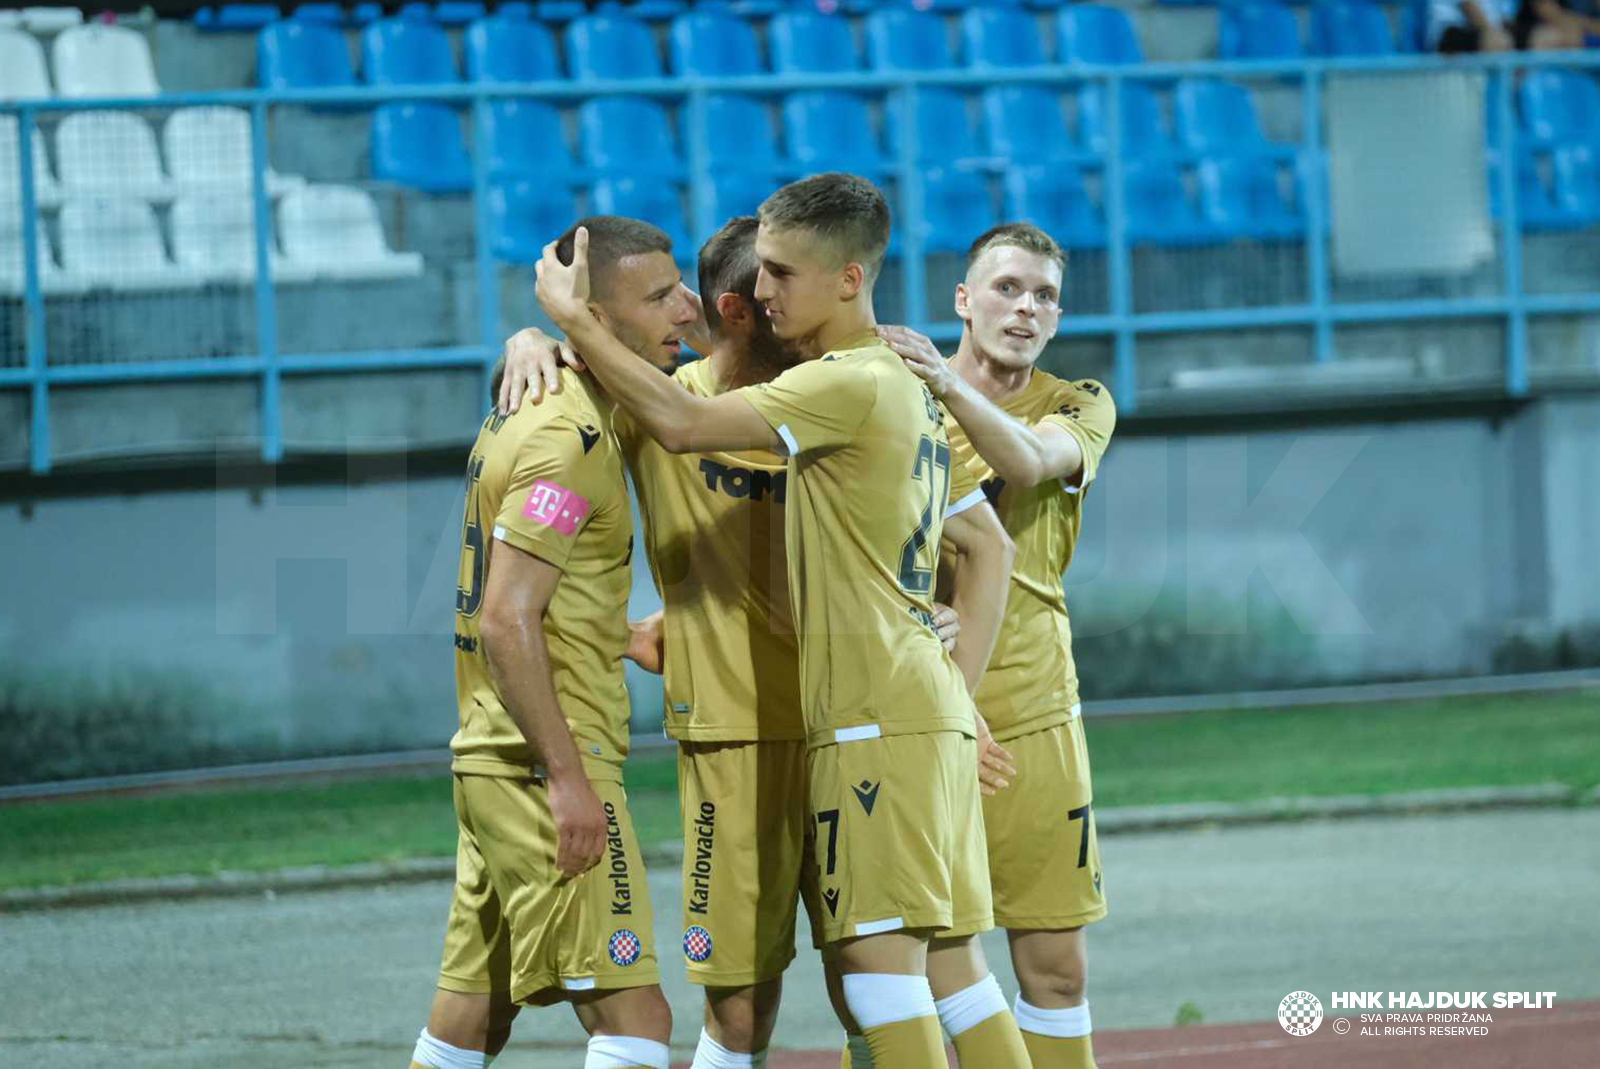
[839, 261, 866, 300]
[954, 282, 971, 321]
[715, 291, 747, 329]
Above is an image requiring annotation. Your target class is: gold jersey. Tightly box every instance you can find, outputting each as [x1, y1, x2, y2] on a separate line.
[944, 369, 1115, 741]
[617, 357, 803, 742]
[451, 368, 634, 782]
[736, 336, 986, 749]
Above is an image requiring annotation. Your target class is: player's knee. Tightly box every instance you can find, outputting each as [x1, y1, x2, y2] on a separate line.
[706, 982, 781, 1051]
[1019, 960, 1087, 1006]
[636, 987, 674, 1042]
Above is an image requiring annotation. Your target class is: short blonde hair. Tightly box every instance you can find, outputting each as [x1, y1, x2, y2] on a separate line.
[966, 222, 1065, 273]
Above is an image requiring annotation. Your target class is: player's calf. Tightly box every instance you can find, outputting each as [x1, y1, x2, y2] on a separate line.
[1010, 928, 1096, 1069]
[693, 979, 783, 1066]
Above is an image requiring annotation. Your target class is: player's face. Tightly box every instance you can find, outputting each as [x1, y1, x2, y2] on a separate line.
[957, 245, 1063, 371]
[752, 224, 848, 345]
[596, 251, 700, 370]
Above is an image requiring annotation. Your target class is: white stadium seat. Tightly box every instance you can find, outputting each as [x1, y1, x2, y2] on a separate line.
[0, 28, 53, 101]
[278, 185, 424, 281]
[0, 216, 83, 296]
[172, 192, 311, 284]
[58, 197, 206, 291]
[163, 107, 304, 196]
[0, 115, 64, 206]
[55, 111, 176, 201]
[23, 7, 84, 33]
[51, 24, 159, 99]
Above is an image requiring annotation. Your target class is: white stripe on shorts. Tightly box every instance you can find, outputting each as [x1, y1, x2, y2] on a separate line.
[854, 915, 906, 936]
[834, 724, 882, 743]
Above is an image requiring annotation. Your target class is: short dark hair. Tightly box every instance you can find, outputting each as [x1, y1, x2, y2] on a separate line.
[966, 222, 1065, 273]
[697, 216, 761, 338]
[556, 215, 674, 299]
[757, 172, 891, 282]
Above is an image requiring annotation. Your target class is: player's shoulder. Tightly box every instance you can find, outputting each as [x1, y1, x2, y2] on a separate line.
[1034, 371, 1115, 420]
[499, 372, 610, 454]
[672, 355, 716, 398]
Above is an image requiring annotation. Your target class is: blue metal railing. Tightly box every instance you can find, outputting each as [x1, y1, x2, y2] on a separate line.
[6, 50, 1600, 474]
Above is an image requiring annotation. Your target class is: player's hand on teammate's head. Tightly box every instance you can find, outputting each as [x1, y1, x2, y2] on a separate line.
[498, 327, 585, 415]
[974, 711, 1017, 796]
[536, 227, 594, 332]
[931, 602, 961, 652]
[878, 325, 956, 398]
[623, 610, 666, 675]
[547, 771, 608, 878]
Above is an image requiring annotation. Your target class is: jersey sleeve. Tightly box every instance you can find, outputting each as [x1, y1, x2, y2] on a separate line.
[734, 356, 877, 456]
[945, 434, 987, 519]
[1038, 379, 1116, 492]
[492, 420, 616, 571]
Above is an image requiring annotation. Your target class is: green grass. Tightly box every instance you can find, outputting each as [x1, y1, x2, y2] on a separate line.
[2, 691, 1594, 891]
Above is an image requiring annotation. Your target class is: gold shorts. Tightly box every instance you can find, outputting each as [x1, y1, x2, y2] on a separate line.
[983, 715, 1107, 930]
[436, 774, 660, 1005]
[677, 740, 820, 986]
[805, 730, 993, 946]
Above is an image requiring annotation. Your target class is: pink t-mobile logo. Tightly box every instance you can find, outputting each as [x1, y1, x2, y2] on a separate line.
[522, 480, 590, 536]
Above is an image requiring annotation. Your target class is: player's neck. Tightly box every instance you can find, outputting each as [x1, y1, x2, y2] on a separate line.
[708, 339, 786, 392]
[953, 333, 1033, 404]
[809, 304, 877, 359]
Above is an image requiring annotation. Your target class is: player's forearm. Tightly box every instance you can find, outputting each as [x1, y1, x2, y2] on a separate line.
[566, 317, 701, 452]
[947, 532, 1015, 694]
[944, 377, 1052, 487]
[481, 610, 587, 782]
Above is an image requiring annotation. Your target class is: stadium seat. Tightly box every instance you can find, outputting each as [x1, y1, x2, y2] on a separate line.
[171, 191, 310, 283]
[362, 17, 459, 86]
[1310, 1, 1393, 56]
[487, 178, 573, 263]
[535, 0, 586, 21]
[371, 102, 473, 192]
[865, 7, 957, 70]
[1518, 69, 1600, 151]
[56, 112, 176, 202]
[18, 7, 83, 32]
[0, 29, 52, 101]
[1003, 163, 1105, 249]
[258, 19, 357, 90]
[590, 176, 691, 252]
[1174, 79, 1282, 157]
[783, 91, 888, 174]
[194, 5, 282, 31]
[960, 6, 1046, 68]
[769, 11, 859, 73]
[164, 106, 305, 196]
[982, 86, 1081, 163]
[1397, 0, 1429, 52]
[433, 2, 489, 24]
[1218, 3, 1302, 61]
[1077, 83, 1179, 160]
[51, 24, 161, 99]
[1123, 159, 1211, 245]
[397, 2, 431, 19]
[483, 99, 575, 179]
[566, 14, 662, 80]
[701, 171, 772, 238]
[465, 14, 561, 80]
[0, 115, 63, 206]
[0, 216, 79, 296]
[669, 11, 763, 76]
[59, 197, 204, 291]
[498, 1, 535, 18]
[1195, 155, 1304, 241]
[1057, 4, 1143, 66]
[600, 0, 688, 19]
[886, 88, 984, 165]
[691, 94, 784, 173]
[1539, 144, 1600, 228]
[279, 184, 425, 279]
[579, 96, 681, 174]
[290, 3, 345, 23]
[913, 167, 997, 253]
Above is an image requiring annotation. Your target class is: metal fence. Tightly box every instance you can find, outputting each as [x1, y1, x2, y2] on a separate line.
[5, 50, 1600, 474]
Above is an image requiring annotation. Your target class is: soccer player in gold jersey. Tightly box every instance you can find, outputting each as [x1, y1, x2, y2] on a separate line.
[533, 174, 1031, 1069]
[407, 217, 698, 1069]
[882, 222, 1118, 1069]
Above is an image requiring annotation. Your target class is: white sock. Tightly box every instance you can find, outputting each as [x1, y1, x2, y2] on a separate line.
[845, 1032, 876, 1066]
[934, 974, 1009, 1037]
[841, 972, 938, 1029]
[412, 1028, 487, 1069]
[585, 1033, 672, 1069]
[691, 1027, 767, 1068]
[1014, 996, 1093, 1038]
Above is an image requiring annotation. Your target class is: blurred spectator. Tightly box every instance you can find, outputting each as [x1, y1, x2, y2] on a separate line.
[1431, 0, 1588, 51]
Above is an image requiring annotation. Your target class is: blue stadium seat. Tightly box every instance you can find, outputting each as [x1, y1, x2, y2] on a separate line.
[691, 95, 784, 172]
[669, 11, 763, 76]
[769, 11, 858, 73]
[591, 176, 692, 251]
[579, 96, 681, 174]
[258, 19, 356, 90]
[433, 2, 488, 24]
[397, 2, 432, 20]
[782, 91, 888, 174]
[886, 88, 983, 164]
[1518, 69, 1600, 151]
[1195, 155, 1304, 241]
[914, 167, 997, 253]
[1397, 0, 1428, 52]
[372, 102, 473, 192]
[566, 14, 662, 80]
[1123, 160, 1210, 245]
[362, 17, 459, 86]
[465, 14, 561, 80]
[291, 3, 343, 23]
[960, 5, 1046, 68]
[352, 3, 381, 23]
[1492, 149, 1560, 229]
[1003, 163, 1105, 249]
[1310, 1, 1393, 56]
[1077, 83, 1178, 159]
[1174, 79, 1283, 157]
[982, 87, 1080, 163]
[598, 0, 689, 20]
[865, 7, 957, 70]
[483, 99, 574, 178]
[1057, 4, 1143, 65]
[535, 0, 586, 20]
[489, 179, 574, 263]
[1539, 144, 1600, 228]
[498, 1, 535, 18]
[699, 171, 773, 240]
[195, 5, 282, 32]
[1218, 3, 1302, 61]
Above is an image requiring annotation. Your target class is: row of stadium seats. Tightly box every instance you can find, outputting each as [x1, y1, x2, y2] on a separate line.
[0, 24, 160, 100]
[0, 185, 421, 294]
[0, 108, 304, 205]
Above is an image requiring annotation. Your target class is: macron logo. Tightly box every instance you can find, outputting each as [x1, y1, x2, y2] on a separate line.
[522, 479, 590, 536]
